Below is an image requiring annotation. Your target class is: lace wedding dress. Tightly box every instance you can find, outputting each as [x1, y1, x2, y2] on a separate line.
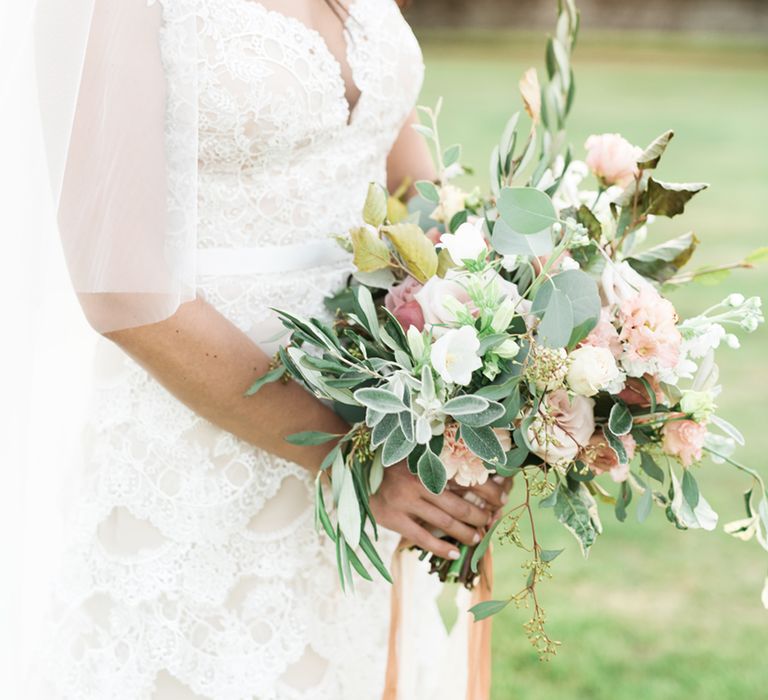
[41, 2, 461, 698]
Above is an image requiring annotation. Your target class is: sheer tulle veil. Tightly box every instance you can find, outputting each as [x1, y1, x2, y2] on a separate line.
[0, 2, 200, 694]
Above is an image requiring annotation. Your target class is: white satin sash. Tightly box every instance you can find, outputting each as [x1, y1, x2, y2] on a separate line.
[195, 239, 350, 277]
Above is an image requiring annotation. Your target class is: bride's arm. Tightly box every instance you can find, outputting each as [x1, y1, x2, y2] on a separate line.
[106, 298, 502, 559]
[386, 108, 438, 194]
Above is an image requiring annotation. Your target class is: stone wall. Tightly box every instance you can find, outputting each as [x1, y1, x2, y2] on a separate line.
[403, 0, 768, 34]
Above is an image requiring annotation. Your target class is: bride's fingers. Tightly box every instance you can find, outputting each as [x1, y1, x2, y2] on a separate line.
[396, 515, 461, 560]
[414, 501, 482, 547]
[423, 489, 490, 528]
[467, 477, 509, 510]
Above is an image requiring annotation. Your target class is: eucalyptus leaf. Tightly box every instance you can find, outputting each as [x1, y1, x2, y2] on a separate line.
[497, 186, 558, 235]
[490, 218, 554, 257]
[415, 180, 440, 204]
[535, 287, 574, 348]
[531, 269, 601, 346]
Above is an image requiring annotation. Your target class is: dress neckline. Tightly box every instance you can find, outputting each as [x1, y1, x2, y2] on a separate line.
[244, 0, 365, 126]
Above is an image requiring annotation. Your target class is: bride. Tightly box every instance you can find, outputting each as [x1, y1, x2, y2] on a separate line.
[21, 0, 509, 698]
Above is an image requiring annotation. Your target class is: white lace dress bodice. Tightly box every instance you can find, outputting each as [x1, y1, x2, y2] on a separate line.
[45, 2, 428, 698]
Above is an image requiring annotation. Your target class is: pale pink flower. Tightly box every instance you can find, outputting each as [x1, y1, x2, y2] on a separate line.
[527, 390, 595, 466]
[440, 422, 512, 487]
[414, 271, 476, 335]
[662, 419, 707, 467]
[384, 277, 425, 331]
[618, 286, 682, 372]
[582, 307, 622, 358]
[584, 133, 642, 188]
[580, 431, 636, 483]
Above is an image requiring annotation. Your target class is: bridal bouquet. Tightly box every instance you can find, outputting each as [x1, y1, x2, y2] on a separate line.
[250, 0, 767, 657]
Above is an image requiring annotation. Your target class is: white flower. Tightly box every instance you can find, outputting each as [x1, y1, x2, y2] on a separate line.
[567, 345, 624, 397]
[430, 184, 466, 224]
[439, 221, 487, 267]
[430, 326, 482, 386]
[560, 256, 581, 271]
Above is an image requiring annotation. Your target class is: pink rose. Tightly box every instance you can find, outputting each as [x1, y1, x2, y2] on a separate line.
[618, 375, 666, 408]
[384, 277, 425, 331]
[662, 419, 707, 467]
[580, 431, 636, 482]
[582, 307, 622, 358]
[619, 287, 682, 372]
[584, 133, 642, 188]
[440, 422, 512, 487]
[414, 271, 475, 336]
[527, 389, 595, 465]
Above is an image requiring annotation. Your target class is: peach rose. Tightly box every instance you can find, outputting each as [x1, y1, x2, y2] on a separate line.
[580, 431, 636, 483]
[584, 133, 642, 188]
[662, 419, 707, 467]
[440, 422, 512, 487]
[527, 389, 595, 466]
[384, 277, 425, 331]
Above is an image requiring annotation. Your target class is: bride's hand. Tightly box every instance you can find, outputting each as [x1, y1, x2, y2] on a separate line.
[369, 460, 492, 560]
[450, 475, 513, 525]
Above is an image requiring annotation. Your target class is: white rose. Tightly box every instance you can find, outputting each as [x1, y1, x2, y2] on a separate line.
[430, 325, 482, 386]
[567, 345, 623, 397]
[439, 221, 487, 267]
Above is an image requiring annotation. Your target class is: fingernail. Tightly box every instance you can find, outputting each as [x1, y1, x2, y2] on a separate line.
[493, 475, 505, 485]
[501, 492, 508, 505]
[473, 532, 481, 544]
[449, 549, 461, 560]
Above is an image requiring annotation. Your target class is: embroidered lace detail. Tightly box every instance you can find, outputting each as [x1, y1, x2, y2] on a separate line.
[46, 1, 423, 698]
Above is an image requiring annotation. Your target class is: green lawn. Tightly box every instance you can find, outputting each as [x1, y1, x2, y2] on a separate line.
[417, 30, 768, 700]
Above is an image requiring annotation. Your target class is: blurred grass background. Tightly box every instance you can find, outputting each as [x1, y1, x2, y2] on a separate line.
[417, 29, 768, 700]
